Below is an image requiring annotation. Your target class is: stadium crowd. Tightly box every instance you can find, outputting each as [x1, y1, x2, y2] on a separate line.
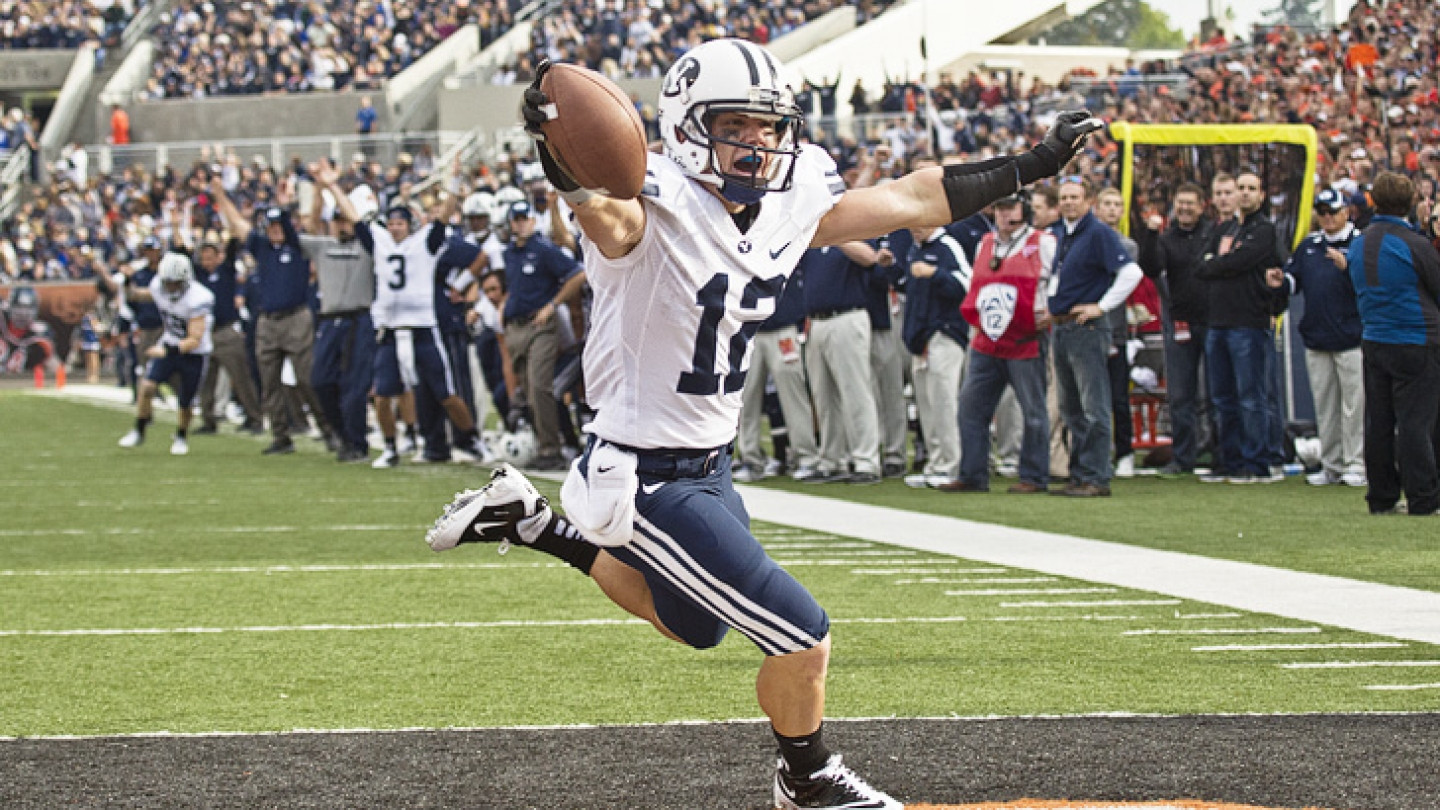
[4, 0, 1440, 510]
[0, 0, 141, 50]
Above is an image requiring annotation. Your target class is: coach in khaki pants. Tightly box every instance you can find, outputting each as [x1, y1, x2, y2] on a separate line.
[902, 226, 972, 486]
[214, 188, 328, 454]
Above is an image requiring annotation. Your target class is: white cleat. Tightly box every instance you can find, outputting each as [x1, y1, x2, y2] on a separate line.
[118, 430, 143, 448]
[426, 463, 549, 552]
[170, 436, 189, 456]
[372, 448, 400, 469]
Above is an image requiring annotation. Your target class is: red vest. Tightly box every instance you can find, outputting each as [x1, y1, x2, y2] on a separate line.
[962, 227, 1046, 359]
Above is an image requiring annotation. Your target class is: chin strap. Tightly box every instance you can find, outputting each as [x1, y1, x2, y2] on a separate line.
[720, 181, 766, 205]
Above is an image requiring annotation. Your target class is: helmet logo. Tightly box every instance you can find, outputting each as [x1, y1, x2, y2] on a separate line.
[663, 56, 701, 106]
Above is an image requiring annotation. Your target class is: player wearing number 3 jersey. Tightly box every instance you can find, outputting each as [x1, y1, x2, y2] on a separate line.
[429, 38, 1102, 810]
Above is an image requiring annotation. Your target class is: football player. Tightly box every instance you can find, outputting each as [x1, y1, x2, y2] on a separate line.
[430, 39, 1100, 810]
[0, 285, 55, 375]
[320, 164, 493, 469]
[117, 253, 215, 455]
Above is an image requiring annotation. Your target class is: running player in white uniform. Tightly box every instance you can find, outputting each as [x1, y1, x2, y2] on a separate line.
[322, 168, 492, 468]
[429, 39, 1101, 810]
[117, 252, 215, 456]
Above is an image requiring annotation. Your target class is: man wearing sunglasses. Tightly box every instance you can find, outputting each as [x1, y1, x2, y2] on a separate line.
[1273, 188, 1365, 488]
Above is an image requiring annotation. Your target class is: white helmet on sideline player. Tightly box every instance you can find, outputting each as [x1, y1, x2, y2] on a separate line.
[657, 38, 803, 204]
[157, 252, 193, 300]
[462, 191, 496, 219]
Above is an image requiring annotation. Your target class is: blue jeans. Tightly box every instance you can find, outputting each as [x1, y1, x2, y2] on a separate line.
[1205, 327, 1270, 476]
[958, 350, 1049, 488]
[1163, 323, 1209, 469]
[1052, 320, 1113, 486]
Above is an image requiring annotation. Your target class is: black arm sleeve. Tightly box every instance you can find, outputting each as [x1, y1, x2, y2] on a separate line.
[426, 222, 447, 255]
[941, 159, 1019, 223]
[353, 221, 375, 255]
[940, 144, 1061, 222]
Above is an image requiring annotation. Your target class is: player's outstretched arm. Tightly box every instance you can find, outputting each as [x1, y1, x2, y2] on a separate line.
[521, 60, 645, 261]
[812, 111, 1102, 247]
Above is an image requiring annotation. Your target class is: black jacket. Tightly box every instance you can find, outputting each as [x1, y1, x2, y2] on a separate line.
[1197, 209, 1284, 330]
[1136, 215, 1214, 326]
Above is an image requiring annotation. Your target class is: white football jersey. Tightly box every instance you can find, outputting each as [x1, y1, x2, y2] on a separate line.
[583, 146, 844, 449]
[368, 222, 443, 328]
[148, 276, 215, 355]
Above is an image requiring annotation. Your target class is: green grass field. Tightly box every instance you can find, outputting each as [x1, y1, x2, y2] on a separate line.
[3, 392, 1438, 740]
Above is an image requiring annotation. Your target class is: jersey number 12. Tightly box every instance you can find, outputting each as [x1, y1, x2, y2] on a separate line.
[677, 272, 783, 396]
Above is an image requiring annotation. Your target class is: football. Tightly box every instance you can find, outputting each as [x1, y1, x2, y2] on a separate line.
[539, 64, 648, 199]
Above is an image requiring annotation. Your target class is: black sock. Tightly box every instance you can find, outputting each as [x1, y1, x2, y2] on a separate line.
[385, 437, 397, 451]
[774, 724, 831, 777]
[404, 423, 418, 442]
[526, 513, 599, 575]
[175, 428, 187, 440]
[135, 416, 151, 436]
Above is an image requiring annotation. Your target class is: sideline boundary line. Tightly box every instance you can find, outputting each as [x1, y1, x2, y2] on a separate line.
[734, 486, 1440, 645]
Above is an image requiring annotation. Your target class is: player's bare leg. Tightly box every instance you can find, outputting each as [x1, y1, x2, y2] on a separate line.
[758, 637, 829, 736]
[118, 380, 159, 448]
[589, 551, 684, 644]
[373, 395, 401, 467]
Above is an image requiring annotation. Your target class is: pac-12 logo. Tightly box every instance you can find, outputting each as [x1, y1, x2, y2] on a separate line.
[663, 56, 701, 105]
[976, 282, 1018, 342]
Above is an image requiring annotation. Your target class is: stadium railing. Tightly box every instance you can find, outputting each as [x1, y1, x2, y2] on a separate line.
[86, 131, 479, 177]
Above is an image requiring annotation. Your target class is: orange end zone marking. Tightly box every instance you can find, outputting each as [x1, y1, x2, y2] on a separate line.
[904, 795, 1330, 801]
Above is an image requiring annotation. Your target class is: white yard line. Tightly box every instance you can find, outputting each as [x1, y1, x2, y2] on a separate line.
[1192, 642, 1407, 652]
[1281, 660, 1440, 669]
[736, 486, 1440, 646]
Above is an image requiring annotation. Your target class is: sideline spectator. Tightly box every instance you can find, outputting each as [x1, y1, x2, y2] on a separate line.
[1349, 171, 1440, 516]
[1045, 178, 1142, 497]
[1278, 188, 1366, 488]
[947, 194, 1055, 494]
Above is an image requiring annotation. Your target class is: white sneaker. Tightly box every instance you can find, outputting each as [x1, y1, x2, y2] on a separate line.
[396, 434, 416, 455]
[1114, 454, 1135, 479]
[118, 429, 143, 448]
[790, 465, 821, 482]
[924, 474, 954, 488]
[732, 463, 765, 483]
[1307, 470, 1340, 486]
[763, 457, 785, 478]
[1342, 470, 1368, 487]
[995, 462, 1019, 478]
[426, 463, 551, 552]
[903, 473, 930, 488]
[372, 448, 400, 469]
[170, 436, 189, 456]
[773, 754, 901, 810]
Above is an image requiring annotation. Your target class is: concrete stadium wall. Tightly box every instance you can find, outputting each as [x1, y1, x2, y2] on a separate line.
[438, 77, 662, 146]
[101, 89, 388, 144]
[0, 51, 75, 91]
[948, 45, 1184, 86]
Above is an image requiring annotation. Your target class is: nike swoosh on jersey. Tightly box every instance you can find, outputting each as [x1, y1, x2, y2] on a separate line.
[769, 241, 792, 260]
[641, 482, 665, 495]
[597, 465, 615, 474]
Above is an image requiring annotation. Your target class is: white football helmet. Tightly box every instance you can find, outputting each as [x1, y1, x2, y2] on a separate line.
[657, 38, 803, 203]
[499, 428, 537, 468]
[462, 191, 496, 219]
[157, 252, 194, 299]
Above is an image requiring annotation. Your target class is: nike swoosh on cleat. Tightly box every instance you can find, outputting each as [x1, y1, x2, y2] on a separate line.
[769, 241, 792, 260]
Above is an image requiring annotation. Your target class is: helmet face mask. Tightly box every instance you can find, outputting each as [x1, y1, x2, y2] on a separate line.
[659, 39, 803, 202]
